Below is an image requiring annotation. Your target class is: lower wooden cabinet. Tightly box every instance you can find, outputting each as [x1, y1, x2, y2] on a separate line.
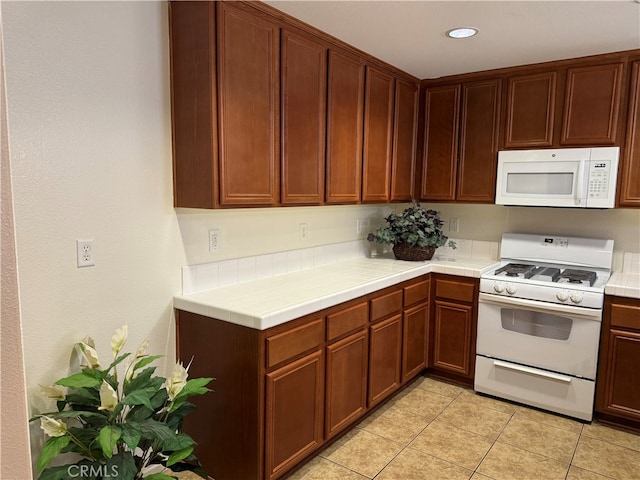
[325, 329, 368, 438]
[596, 296, 640, 428]
[429, 275, 478, 384]
[175, 273, 443, 480]
[265, 351, 324, 479]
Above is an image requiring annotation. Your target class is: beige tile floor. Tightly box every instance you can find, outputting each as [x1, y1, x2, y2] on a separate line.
[286, 375, 640, 480]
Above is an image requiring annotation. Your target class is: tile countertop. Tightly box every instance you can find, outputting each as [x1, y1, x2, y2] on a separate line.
[174, 256, 500, 330]
[605, 272, 640, 299]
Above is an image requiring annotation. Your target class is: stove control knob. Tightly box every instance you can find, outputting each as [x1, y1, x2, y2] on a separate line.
[493, 283, 505, 293]
[570, 293, 583, 304]
[556, 291, 569, 302]
[505, 285, 517, 295]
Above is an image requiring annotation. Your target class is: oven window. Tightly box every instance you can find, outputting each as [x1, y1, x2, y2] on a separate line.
[500, 308, 572, 341]
[506, 172, 574, 195]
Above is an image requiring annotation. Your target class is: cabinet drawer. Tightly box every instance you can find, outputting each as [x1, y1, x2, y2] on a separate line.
[327, 302, 368, 341]
[404, 279, 430, 307]
[435, 278, 476, 303]
[266, 318, 324, 368]
[370, 290, 403, 322]
[611, 303, 640, 330]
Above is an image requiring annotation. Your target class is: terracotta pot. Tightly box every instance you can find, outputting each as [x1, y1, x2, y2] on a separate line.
[392, 243, 436, 261]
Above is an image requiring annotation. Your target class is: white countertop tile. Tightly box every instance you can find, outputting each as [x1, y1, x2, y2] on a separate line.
[174, 256, 500, 330]
[605, 272, 640, 299]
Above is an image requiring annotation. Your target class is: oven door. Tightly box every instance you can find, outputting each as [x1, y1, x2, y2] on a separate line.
[476, 292, 602, 379]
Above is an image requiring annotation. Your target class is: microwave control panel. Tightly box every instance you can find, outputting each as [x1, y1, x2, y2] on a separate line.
[587, 160, 612, 200]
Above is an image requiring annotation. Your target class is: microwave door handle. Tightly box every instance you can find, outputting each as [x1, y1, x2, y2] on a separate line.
[575, 160, 589, 206]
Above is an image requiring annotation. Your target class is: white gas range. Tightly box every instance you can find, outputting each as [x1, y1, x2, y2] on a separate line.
[475, 233, 614, 421]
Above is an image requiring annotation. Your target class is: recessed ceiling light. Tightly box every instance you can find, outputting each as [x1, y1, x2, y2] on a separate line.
[446, 27, 479, 39]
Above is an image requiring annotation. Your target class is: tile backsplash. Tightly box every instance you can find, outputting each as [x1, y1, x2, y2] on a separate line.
[623, 252, 640, 274]
[181, 238, 499, 294]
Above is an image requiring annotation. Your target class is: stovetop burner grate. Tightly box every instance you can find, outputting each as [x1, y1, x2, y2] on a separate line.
[558, 269, 597, 286]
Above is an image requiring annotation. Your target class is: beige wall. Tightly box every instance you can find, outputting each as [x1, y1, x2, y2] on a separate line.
[2, 1, 638, 478]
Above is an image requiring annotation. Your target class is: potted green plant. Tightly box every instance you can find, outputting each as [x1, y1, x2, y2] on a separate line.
[367, 201, 456, 261]
[31, 325, 213, 480]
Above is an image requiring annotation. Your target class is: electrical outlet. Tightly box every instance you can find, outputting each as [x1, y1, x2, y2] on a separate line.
[299, 223, 309, 240]
[356, 218, 368, 234]
[449, 218, 459, 233]
[209, 228, 221, 252]
[76, 240, 95, 267]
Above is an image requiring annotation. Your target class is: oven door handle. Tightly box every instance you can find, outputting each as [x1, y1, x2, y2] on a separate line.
[493, 360, 572, 383]
[478, 292, 602, 321]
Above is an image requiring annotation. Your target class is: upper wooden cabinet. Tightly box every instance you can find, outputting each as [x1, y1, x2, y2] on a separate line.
[390, 79, 419, 202]
[505, 71, 556, 148]
[362, 66, 395, 203]
[620, 61, 640, 207]
[217, 3, 280, 206]
[420, 79, 501, 203]
[504, 61, 624, 148]
[561, 63, 624, 145]
[280, 29, 327, 205]
[326, 50, 365, 204]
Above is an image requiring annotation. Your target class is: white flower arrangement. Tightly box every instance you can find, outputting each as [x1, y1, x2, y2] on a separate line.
[31, 325, 213, 480]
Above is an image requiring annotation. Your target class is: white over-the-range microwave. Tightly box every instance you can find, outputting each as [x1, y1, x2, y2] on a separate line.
[495, 146, 620, 208]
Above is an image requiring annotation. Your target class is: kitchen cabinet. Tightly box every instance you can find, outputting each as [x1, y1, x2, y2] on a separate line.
[430, 275, 478, 384]
[390, 78, 419, 201]
[402, 278, 430, 382]
[217, 2, 280, 206]
[619, 60, 640, 207]
[596, 296, 640, 429]
[504, 71, 557, 148]
[362, 66, 395, 203]
[265, 318, 325, 479]
[504, 61, 624, 148]
[326, 49, 365, 204]
[420, 79, 501, 203]
[368, 289, 403, 407]
[280, 29, 327, 205]
[325, 302, 369, 438]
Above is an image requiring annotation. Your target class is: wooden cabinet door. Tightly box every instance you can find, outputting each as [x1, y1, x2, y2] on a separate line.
[561, 63, 624, 145]
[217, 3, 279, 206]
[326, 50, 365, 204]
[169, 1, 217, 209]
[420, 85, 460, 201]
[390, 79, 418, 202]
[325, 329, 368, 438]
[265, 350, 324, 480]
[369, 315, 402, 407]
[620, 61, 640, 207]
[280, 30, 326, 205]
[598, 329, 640, 422]
[362, 66, 395, 203]
[432, 300, 474, 377]
[504, 71, 556, 148]
[402, 302, 429, 383]
[457, 79, 501, 203]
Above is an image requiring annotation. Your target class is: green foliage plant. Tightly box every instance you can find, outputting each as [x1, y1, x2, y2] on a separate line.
[367, 201, 457, 250]
[31, 325, 213, 480]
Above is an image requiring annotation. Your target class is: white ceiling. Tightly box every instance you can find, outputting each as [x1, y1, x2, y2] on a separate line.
[264, 0, 640, 79]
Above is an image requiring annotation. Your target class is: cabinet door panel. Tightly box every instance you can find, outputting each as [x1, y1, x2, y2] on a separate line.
[217, 3, 279, 206]
[266, 351, 324, 479]
[390, 79, 418, 202]
[457, 80, 501, 202]
[420, 85, 460, 201]
[432, 300, 473, 376]
[326, 50, 365, 203]
[325, 329, 368, 438]
[620, 61, 640, 207]
[281, 30, 326, 205]
[505, 72, 556, 148]
[561, 63, 623, 145]
[402, 302, 429, 383]
[362, 66, 395, 203]
[369, 315, 402, 407]
[601, 329, 640, 421]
